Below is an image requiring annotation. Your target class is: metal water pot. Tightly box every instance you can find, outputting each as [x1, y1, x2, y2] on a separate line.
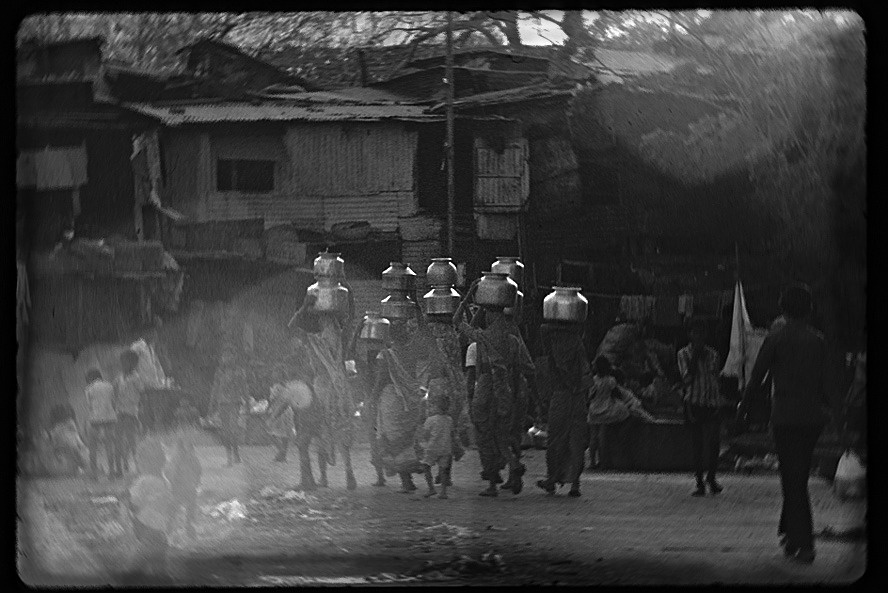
[313, 252, 345, 278]
[475, 272, 518, 308]
[491, 256, 524, 288]
[381, 291, 416, 320]
[359, 311, 391, 343]
[306, 277, 350, 314]
[426, 258, 458, 287]
[382, 262, 417, 292]
[543, 286, 588, 323]
[423, 285, 461, 315]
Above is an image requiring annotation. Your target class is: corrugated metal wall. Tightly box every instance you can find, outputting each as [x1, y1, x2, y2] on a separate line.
[188, 123, 418, 231]
[473, 137, 529, 212]
[206, 194, 324, 229]
[284, 124, 415, 193]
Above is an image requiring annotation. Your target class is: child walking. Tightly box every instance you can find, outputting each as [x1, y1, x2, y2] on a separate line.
[115, 350, 145, 474]
[85, 369, 119, 479]
[163, 430, 202, 541]
[267, 384, 296, 463]
[418, 395, 454, 499]
[125, 437, 172, 580]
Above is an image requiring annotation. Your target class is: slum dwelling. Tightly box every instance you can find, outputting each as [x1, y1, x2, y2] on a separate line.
[16, 36, 188, 436]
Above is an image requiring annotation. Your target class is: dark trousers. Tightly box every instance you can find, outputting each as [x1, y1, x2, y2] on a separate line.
[116, 413, 140, 471]
[773, 424, 823, 552]
[687, 405, 721, 482]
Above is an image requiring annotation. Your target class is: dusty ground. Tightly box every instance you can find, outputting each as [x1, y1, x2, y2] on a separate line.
[17, 437, 867, 587]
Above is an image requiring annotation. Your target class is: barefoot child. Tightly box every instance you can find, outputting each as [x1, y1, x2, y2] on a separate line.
[85, 369, 119, 480]
[163, 431, 202, 541]
[418, 396, 454, 499]
[125, 438, 172, 578]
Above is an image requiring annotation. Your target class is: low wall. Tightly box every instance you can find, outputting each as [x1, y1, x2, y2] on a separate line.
[601, 419, 695, 472]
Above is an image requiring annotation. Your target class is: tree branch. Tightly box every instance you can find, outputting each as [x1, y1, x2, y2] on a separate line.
[530, 10, 563, 27]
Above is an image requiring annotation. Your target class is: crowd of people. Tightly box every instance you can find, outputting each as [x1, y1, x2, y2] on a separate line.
[36, 277, 845, 573]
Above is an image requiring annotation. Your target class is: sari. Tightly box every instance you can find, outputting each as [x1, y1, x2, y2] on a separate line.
[540, 324, 592, 486]
[504, 318, 532, 452]
[303, 316, 356, 464]
[457, 315, 535, 476]
[376, 338, 426, 477]
[427, 322, 469, 439]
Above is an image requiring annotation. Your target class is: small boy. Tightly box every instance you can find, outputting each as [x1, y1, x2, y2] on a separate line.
[418, 395, 454, 499]
[267, 384, 296, 463]
[115, 350, 145, 474]
[126, 437, 172, 579]
[47, 403, 90, 476]
[85, 369, 119, 479]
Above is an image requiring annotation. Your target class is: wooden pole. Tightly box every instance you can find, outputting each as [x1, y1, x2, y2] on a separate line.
[445, 11, 456, 257]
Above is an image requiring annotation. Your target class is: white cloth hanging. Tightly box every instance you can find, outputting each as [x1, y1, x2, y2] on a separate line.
[720, 281, 767, 390]
[678, 294, 694, 319]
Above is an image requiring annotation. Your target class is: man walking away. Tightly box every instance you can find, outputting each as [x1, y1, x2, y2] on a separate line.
[739, 284, 831, 565]
[678, 318, 725, 497]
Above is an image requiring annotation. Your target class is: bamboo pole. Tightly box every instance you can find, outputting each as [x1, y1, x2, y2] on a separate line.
[445, 11, 456, 257]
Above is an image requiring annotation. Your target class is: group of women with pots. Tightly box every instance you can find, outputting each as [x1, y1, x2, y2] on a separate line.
[274, 251, 596, 498]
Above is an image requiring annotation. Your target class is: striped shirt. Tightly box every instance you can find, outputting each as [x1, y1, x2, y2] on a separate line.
[677, 344, 723, 408]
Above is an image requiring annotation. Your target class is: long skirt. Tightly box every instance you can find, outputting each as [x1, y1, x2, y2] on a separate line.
[377, 385, 423, 476]
[472, 372, 515, 476]
[218, 403, 244, 449]
[545, 389, 588, 485]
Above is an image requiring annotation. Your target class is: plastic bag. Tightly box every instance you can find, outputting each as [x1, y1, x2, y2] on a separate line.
[130, 339, 166, 389]
[834, 450, 866, 500]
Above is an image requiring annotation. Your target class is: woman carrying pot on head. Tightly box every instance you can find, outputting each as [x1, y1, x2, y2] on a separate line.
[453, 278, 538, 497]
[536, 322, 594, 497]
[289, 280, 359, 491]
[424, 309, 469, 487]
[467, 305, 539, 492]
[345, 314, 388, 487]
[370, 304, 429, 493]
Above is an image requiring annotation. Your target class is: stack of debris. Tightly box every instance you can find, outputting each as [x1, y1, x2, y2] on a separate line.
[595, 323, 684, 415]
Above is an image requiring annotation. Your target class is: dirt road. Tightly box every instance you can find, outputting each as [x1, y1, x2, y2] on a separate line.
[18, 441, 866, 586]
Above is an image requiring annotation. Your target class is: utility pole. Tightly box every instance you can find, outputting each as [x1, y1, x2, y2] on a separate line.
[445, 11, 456, 257]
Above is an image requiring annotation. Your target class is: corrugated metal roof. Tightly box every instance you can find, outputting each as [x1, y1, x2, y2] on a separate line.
[254, 89, 425, 106]
[428, 84, 575, 112]
[588, 48, 687, 76]
[406, 48, 551, 69]
[123, 100, 441, 125]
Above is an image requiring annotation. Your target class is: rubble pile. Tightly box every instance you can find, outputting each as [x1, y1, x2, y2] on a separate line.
[595, 323, 684, 414]
[403, 550, 508, 581]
